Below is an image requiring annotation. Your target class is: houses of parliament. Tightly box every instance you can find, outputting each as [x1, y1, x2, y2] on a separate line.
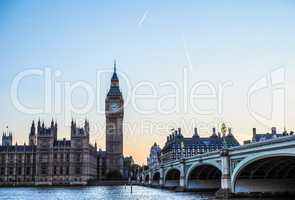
[0, 63, 125, 186]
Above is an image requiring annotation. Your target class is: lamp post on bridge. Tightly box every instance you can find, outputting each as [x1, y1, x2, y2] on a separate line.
[216, 123, 233, 198]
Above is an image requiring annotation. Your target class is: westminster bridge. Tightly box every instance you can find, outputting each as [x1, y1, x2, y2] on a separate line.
[138, 135, 295, 198]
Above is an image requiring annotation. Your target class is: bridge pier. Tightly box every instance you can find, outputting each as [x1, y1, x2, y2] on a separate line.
[216, 149, 233, 199]
[142, 174, 145, 185]
[177, 160, 186, 191]
[159, 167, 164, 187]
[178, 175, 185, 191]
[148, 171, 152, 185]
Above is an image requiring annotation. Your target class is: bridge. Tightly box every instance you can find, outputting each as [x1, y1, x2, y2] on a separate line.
[137, 135, 295, 198]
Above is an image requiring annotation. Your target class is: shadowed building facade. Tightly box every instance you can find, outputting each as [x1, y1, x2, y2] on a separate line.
[0, 119, 97, 186]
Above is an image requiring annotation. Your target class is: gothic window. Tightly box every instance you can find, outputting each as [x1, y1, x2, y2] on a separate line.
[0, 168, 4, 175]
[75, 167, 81, 175]
[66, 167, 69, 175]
[17, 155, 22, 163]
[17, 167, 22, 175]
[9, 154, 14, 162]
[26, 167, 30, 175]
[108, 124, 115, 134]
[0, 155, 5, 164]
[9, 167, 13, 175]
[75, 153, 81, 161]
[60, 167, 63, 175]
[26, 155, 31, 163]
[40, 164, 48, 175]
[40, 154, 48, 163]
[53, 166, 57, 175]
[66, 153, 70, 161]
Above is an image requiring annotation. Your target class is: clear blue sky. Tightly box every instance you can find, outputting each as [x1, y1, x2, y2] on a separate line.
[0, 0, 295, 164]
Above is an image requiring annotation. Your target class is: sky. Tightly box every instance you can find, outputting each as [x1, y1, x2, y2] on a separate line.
[0, 0, 295, 165]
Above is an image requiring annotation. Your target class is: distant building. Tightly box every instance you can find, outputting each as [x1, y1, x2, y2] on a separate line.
[97, 149, 107, 180]
[252, 127, 293, 143]
[123, 156, 134, 179]
[0, 119, 97, 186]
[161, 127, 240, 163]
[147, 143, 161, 169]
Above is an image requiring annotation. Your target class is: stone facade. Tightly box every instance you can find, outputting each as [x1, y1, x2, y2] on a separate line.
[0, 119, 97, 186]
[147, 143, 161, 169]
[161, 127, 240, 163]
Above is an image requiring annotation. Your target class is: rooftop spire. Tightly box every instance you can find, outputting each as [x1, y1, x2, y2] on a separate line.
[114, 59, 117, 73]
[110, 60, 119, 84]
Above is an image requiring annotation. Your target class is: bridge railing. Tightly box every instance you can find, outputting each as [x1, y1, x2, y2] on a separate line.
[158, 150, 220, 168]
[228, 134, 295, 152]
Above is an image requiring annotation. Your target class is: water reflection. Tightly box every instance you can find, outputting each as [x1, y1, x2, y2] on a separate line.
[0, 186, 292, 200]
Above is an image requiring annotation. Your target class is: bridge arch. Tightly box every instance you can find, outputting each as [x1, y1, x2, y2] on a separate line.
[164, 167, 181, 188]
[152, 171, 160, 185]
[186, 162, 222, 190]
[144, 174, 150, 184]
[139, 176, 142, 183]
[232, 153, 295, 193]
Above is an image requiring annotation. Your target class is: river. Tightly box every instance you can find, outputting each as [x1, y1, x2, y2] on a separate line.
[0, 186, 292, 200]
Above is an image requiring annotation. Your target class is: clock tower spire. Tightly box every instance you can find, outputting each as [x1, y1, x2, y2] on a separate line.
[114, 59, 116, 73]
[111, 60, 119, 87]
[105, 61, 124, 176]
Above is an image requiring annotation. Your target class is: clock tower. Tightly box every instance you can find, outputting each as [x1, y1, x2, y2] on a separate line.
[105, 61, 124, 176]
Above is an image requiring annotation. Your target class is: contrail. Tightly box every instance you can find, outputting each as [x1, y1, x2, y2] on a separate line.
[138, 9, 149, 27]
[181, 33, 193, 70]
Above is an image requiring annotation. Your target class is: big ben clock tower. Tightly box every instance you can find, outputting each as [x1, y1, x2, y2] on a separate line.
[105, 61, 124, 176]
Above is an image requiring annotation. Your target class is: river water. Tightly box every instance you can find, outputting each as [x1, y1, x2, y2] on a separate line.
[0, 186, 291, 200]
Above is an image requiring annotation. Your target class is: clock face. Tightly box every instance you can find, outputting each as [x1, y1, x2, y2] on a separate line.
[110, 102, 119, 112]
